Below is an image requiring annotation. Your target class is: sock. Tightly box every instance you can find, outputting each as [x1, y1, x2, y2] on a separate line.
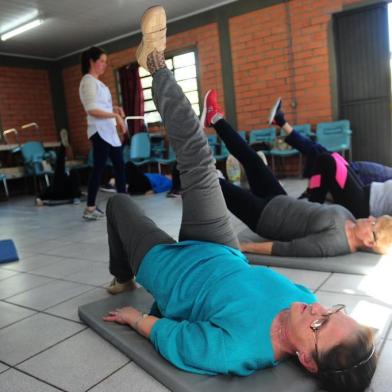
[274, 110, 286, 127]
[147, 50, 167, 75]
[211, 112, 224, 125]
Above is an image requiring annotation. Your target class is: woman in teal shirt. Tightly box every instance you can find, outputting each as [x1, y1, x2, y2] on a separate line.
[103, 6, 376, 392]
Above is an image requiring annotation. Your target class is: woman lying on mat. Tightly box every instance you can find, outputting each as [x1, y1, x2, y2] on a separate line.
[270, 102, 392, 220]
[269, 99, 392, 187]
[101, 160, 181, 197]
[200, 90, 392, 257]
[35, 132, 82, 206]
[103, 6, 377, 392]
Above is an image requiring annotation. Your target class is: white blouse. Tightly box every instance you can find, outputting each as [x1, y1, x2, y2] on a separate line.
[79, 74, 121, 147]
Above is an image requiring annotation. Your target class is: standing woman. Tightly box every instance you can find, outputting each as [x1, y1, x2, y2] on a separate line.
[79, 46, 127, 220]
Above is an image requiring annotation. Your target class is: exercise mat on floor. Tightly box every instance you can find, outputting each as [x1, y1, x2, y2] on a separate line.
[79, 289, 391, 392]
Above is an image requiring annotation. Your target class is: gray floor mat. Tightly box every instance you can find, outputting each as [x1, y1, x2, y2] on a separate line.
[79, 289, 319, 392]
[238, 227, 383, 275]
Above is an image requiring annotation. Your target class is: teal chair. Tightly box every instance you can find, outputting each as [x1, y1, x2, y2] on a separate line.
[249, 128, 276, 155]
[316, 120, 352, 160]
[214, 140, 229, 162]
[129, 132, 153, 167]
[20, 141, 56, 192]
[238, 130, 247, 142]
[270, 124, 312, 176]
[155, 145, 176, 173]
[206, 134, 218, 156]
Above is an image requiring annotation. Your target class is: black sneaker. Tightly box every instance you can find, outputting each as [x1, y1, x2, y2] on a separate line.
[268, 97, 283, 126]
[100, 183, 116, 193]
[166, 189, 181, 198]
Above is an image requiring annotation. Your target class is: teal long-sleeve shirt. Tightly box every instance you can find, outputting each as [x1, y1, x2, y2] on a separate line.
[136, 240, 317, 376]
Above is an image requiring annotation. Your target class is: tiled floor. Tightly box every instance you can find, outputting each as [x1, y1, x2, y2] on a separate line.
[0, 179, 391, 391]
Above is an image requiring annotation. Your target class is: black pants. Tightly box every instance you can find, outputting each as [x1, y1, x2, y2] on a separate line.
[88, 133, 126, 206]
[308, 153, 370, 218]
[214, 119, 286, 231]
[39, 146, 81, 200]
[125, 161, 152, 194]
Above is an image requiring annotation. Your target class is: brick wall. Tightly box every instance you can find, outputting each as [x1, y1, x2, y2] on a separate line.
[63, 23, 224, 156]
[229, 0, 360, 175]
[230, 0, 359, 131]
[0, 67, 56, 143]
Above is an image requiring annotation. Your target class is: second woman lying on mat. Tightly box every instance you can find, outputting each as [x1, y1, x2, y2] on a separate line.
[202, 90, 392, 257]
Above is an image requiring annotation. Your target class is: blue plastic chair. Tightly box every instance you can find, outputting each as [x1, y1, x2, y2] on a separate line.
[214, 140, 229, 162]
[249, 128, 276, 155]
[155, 145, 176, 173]
[270, 124, 312, 176]
[316, 120, 352, 160]
[129, 132, 153, 167]
[20, 141, 56, 192]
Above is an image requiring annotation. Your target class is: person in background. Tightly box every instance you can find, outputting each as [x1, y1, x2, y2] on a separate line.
[201, 89, 392, 257]
[79, 46, 127, 220]
[100, 160, 181, 197]
[35, 129, 82, 206]
[269, 99, 392, 188]
[270, 102, 392, 219]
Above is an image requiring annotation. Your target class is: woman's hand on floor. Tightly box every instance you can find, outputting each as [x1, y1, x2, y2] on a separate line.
[103, 306, 142, 327]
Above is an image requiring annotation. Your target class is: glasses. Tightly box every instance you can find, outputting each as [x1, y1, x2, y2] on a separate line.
[310, 304, 346, 367]
[310, 304, 376, 374]
[371, 221, 378, 243]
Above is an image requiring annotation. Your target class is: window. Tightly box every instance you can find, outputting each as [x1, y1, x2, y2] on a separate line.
[139, 50, 200, 124]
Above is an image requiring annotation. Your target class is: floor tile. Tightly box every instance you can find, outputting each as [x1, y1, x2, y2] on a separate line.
[5, 280, 93, 311]
[89, 362, 170, 392]
[270, 267, 330, 291]
[0, 362, 8, 373]
[45, 288, 111, 322]
[2, 254, 66, 272]
[0, 269, 18, 280]
[0, 313, 84, 365]
[0, 369, 60, 392]
[321, 271, 392, 305]
[30, 257, 93, 279]
[0, 301, 36, 329]
[0, 273, 52, 300]
[63, 262, 112, 286]
[18, 329, 129, 392]
[41, 242, 109, 263]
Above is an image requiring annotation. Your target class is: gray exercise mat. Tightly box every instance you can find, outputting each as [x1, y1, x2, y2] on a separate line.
[238, 227, 383, 275]
[79, 289, 321, 392]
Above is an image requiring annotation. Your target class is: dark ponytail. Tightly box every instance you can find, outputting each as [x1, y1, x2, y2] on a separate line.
[80, 46, 106, 75]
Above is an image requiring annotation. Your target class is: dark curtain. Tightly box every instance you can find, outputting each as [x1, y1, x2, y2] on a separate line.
[118, 63, 144, 137]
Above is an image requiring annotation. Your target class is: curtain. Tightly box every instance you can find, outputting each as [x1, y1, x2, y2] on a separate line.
[118, 63, 144, 137]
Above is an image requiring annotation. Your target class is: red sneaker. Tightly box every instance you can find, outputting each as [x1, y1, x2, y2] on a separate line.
[268, 97, 282, 125]
[200, 89, 224, 127]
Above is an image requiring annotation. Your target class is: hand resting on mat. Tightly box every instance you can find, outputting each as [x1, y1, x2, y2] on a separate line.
[103, 306, 158, 338]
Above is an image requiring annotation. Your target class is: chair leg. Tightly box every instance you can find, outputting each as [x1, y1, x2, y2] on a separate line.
[271, 156, 276, 175]
[3, 177, 9, 198]
[298, 155, 302, 178]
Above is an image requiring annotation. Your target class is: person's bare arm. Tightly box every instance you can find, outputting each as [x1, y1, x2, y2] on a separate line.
[103, 306, 159, 338]
[87, 109, 126, 134]
[240, 241, 273, 255]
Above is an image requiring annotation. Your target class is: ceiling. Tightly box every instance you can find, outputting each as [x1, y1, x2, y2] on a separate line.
[0, 0, 238, 61]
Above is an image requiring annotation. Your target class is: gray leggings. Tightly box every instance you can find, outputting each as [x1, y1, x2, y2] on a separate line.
[107, 68, 238, 280]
